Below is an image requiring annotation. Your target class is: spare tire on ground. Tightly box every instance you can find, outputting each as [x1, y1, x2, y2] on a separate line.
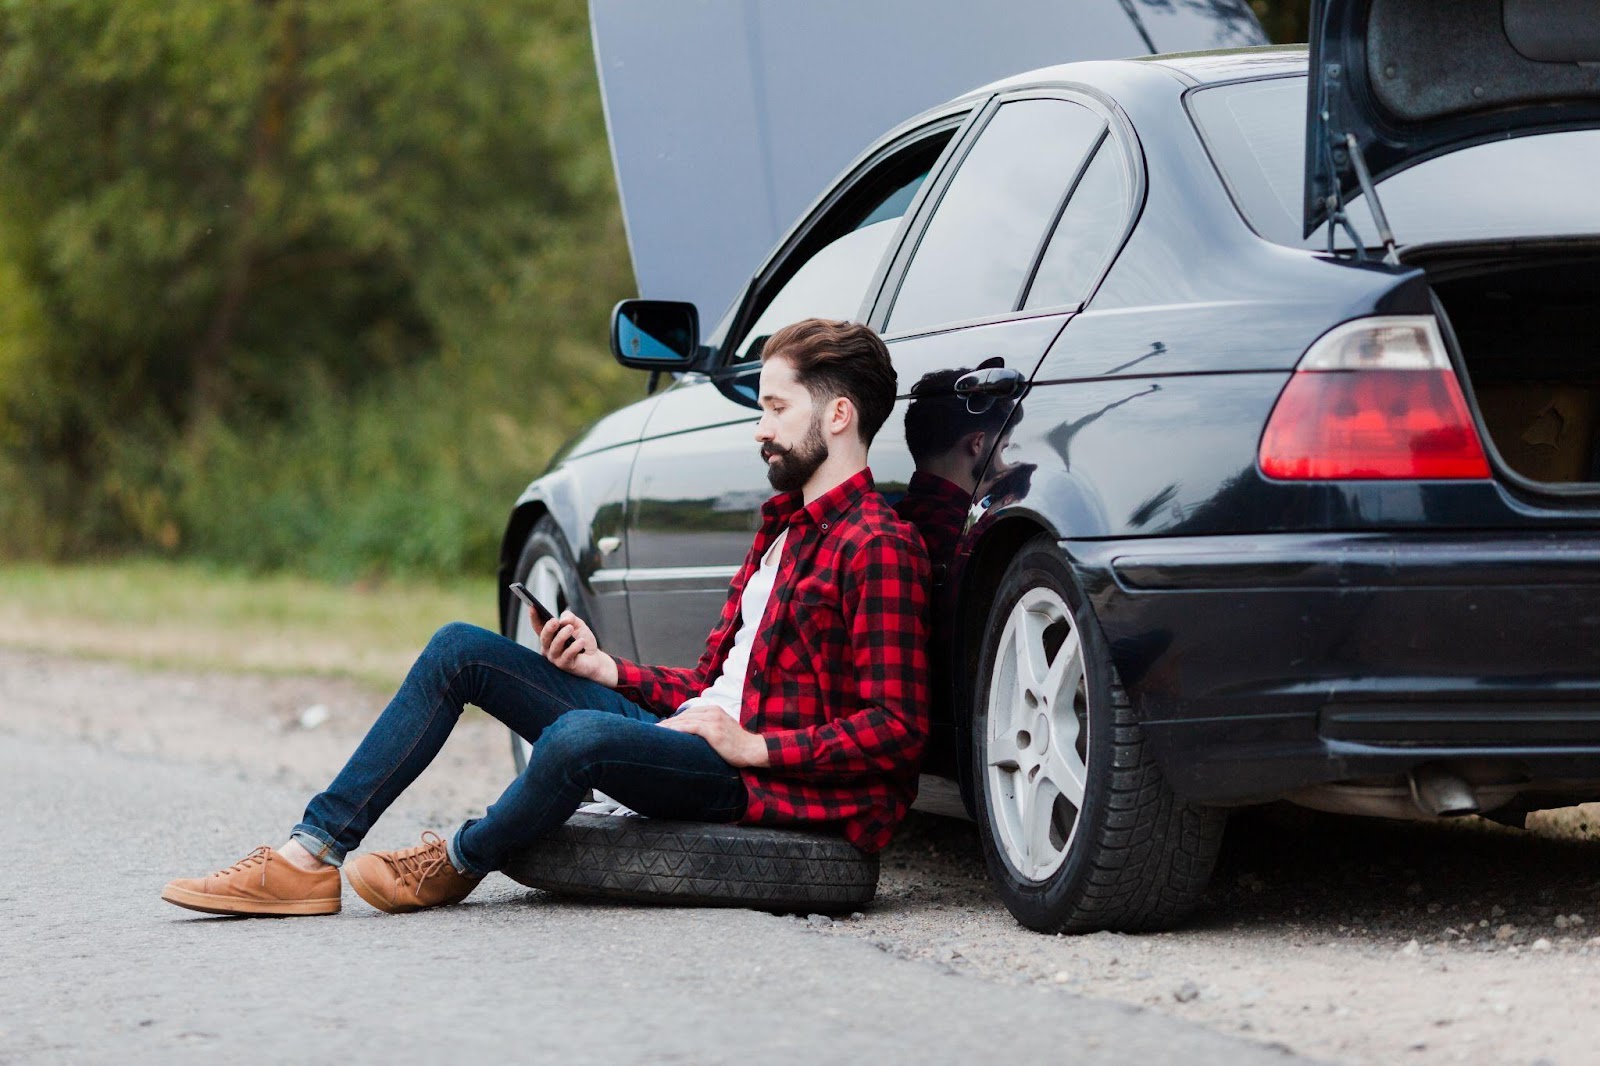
[502, 813, 879, 912]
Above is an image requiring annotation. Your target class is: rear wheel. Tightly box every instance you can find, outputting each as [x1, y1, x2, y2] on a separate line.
[508, 516, 584, 774]
[971, 535, 1225, 932]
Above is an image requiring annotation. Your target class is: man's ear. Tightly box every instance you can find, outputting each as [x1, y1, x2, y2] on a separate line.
[964, 430, 988, 458]
[828, 396, 857, 438]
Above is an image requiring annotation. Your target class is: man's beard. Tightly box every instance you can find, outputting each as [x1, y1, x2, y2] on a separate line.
[761, 413, 829, 493]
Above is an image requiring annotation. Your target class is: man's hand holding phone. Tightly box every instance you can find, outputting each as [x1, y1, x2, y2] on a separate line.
[510, 582, 617, 688]
[539, 610, 618, 688]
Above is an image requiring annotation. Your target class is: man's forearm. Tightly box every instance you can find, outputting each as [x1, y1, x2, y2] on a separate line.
[611, 656, 706, 714]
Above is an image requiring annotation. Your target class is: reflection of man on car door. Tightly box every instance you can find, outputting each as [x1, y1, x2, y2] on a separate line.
[896, 358, 1030, 580]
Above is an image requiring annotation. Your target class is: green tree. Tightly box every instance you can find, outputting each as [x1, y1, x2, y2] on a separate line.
[1251, 0, 1311, 44]
[0, 0, 634, 571]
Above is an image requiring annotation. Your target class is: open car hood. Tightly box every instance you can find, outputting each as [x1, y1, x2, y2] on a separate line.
[590, 0, 1265, 322]
[1306, 0, 1600, 237]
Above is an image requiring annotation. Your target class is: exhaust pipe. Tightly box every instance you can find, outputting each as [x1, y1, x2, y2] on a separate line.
[1408, 764, 1480, 818]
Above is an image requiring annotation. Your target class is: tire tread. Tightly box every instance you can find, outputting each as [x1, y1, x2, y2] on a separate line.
[503, 814, 879, 912]
[1059, 676, 1225, 932]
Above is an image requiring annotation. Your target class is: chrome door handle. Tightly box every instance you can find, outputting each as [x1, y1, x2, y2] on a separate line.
[954, 367, 1027, 398]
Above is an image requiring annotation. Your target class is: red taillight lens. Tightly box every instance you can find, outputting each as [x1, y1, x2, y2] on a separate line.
[1259, 317, 1491, 481]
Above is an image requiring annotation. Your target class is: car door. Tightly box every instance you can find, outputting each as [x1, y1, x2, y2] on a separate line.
[863, 89, 1141, 772]
[623, 114, 968, 666]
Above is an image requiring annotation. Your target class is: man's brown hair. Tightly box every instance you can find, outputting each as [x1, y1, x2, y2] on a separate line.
[760, 318, 898, 446]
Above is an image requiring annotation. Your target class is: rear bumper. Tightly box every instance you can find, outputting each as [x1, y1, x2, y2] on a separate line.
[1070, 532, 1600, 806]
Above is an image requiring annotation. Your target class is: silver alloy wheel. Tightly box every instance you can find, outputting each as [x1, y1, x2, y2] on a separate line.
[511, 554, 570, 769]
[983, 586, 1090, 883]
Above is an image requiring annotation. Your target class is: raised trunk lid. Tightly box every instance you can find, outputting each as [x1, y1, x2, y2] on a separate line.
[1305, 0, 1600, 238]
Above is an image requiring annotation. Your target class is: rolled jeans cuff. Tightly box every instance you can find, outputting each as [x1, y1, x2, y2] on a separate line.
[447, 820, 489, 879]
[289, 824, 345, 868]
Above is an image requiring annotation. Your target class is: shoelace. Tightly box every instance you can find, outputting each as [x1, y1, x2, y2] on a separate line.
[389, 831, 453, 887]
[215, 845, 274, 887]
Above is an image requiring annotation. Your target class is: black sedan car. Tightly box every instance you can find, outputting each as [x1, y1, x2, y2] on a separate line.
[497, 1, 1600, 932]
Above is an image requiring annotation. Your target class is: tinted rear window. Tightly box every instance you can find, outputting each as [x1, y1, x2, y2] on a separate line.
[1023, 138, 1130, 310]
[1189, 75, 1600, 249]
[888, 99, 1105, 333]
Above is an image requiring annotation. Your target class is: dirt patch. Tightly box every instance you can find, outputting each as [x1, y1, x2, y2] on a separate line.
[3, 645, 1596, 1064]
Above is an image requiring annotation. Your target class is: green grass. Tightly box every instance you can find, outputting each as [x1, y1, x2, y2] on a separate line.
[0, 559, 498, 690]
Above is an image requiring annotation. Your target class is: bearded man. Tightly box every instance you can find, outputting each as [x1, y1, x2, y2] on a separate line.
[162, 318, 931, 916]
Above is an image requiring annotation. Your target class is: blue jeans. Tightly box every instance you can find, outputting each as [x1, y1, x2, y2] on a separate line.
[289, 622, 747, 876]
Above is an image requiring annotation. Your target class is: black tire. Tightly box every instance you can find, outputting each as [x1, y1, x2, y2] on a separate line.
[502, 813, 880, 911]
[971, 534, 1225, 933]
[508, 516, 587, 774]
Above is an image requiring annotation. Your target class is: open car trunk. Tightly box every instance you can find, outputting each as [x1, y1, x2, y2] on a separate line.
[1414, 243, 1600, 487]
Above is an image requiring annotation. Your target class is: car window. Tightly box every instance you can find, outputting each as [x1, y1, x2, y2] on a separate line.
[1189, 75, 1600, 249]
[1022, 137, 1130, 310]
[729, 153, 943, 366]
[733, 218, 901, 363]
[1187, 78, 1306, 245]
[887, 99, 1106, 335]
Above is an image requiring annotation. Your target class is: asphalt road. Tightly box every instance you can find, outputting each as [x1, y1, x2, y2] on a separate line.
[0, 731, 1309, 1066]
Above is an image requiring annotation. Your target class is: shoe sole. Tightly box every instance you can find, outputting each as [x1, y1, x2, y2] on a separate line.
[345, 860, 413, 914]
[160, 884, 340, 917]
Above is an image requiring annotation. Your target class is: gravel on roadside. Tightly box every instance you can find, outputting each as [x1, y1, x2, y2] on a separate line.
[815, 804, 1600, 1066]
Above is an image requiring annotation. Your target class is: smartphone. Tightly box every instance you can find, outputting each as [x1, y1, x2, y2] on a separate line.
[508, 582, 556, 629]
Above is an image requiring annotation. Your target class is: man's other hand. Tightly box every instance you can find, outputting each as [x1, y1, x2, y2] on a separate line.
[540, 610, 618, 688]
[657, 704, 770, 767]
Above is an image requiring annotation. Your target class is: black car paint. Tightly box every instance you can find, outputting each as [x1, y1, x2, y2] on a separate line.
[1078, 530, 1600, 804]
[499, 48, 1600, 812]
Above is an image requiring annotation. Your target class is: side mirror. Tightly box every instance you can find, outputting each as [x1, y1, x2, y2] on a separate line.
[610, 300, 699, 371]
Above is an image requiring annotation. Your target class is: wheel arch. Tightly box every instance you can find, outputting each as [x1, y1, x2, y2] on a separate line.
[497, 501, 549, 636]
[497, 469, 591, 636]
[949, 512, 1060, 815]
[956, 516, 1055, 681]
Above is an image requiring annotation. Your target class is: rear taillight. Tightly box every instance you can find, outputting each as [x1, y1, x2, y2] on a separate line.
[1258, 316, 1490, 480]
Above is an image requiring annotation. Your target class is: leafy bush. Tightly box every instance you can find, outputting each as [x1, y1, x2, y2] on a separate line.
[0, 0, 635, 575]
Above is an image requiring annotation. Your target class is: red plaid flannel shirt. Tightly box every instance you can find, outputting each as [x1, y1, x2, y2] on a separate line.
[611, 468, 931, 853]
[892, 471, 971, 580]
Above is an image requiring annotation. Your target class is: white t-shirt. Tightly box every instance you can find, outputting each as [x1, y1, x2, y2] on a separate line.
[585, 530, 786, 818]
[679, 528, 787, 720]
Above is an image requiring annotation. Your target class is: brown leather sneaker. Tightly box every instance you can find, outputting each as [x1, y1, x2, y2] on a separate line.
[345, 831, 483, 914]
[161, 846, 341, 917]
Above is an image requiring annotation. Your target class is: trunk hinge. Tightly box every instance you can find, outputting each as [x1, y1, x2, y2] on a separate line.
[1317, 64, 1400, 266]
